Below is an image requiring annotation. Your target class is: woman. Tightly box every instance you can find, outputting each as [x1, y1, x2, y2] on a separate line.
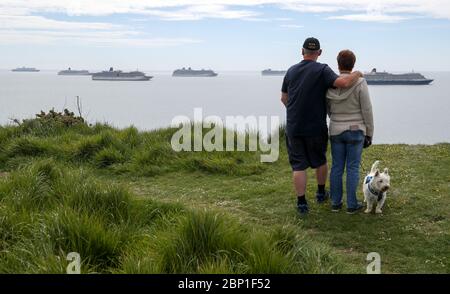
[326, 50, 374, 214]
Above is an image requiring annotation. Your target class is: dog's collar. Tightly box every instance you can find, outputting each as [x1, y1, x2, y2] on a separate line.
[365, 176, 383, 201]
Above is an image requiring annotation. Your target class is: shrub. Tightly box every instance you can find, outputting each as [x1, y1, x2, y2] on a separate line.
[12, 109, 88, 137]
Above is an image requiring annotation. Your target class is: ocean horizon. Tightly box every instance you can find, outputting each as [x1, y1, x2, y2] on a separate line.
[1, 70, 449, 145]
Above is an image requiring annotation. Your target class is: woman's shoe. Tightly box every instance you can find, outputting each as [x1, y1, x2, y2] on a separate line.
[331, 203, 343, 212]
[346, 203, 364, 214]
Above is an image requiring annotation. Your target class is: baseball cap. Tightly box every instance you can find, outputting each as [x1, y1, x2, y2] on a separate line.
[303, 37, 320, 51]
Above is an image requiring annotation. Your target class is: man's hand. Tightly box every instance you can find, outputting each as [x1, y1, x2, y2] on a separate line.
[281, 92, 288, 106]
[333, 71, 363, 89]
[363, 136, 372, 148]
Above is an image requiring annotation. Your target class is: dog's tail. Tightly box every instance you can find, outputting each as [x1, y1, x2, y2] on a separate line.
[370, 160, 380, 173]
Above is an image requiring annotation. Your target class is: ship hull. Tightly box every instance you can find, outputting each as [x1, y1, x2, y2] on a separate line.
[172, 73, 218, 77]
[366, 79, 433, 85]
[58, 72, 90, 76]
[12, 69, 40, 72]
[92, 76, 152, 81]
[261, 73, 285, 76]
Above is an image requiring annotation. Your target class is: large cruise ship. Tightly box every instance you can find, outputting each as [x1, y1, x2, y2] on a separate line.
[172, 67, 218, 77]
[58, 68, 90, 76]
[261, 69, 286, 76]
[12, 67, 40, 72]
[91, 67, 152, 81]
[364, 68, 433, 85]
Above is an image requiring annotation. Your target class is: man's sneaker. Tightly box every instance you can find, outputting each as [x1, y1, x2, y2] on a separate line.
[316, 191, 330, 203]
[331, 203, 343, 212]
[297, 203, 309, 216]
[346, 203, 364, 214]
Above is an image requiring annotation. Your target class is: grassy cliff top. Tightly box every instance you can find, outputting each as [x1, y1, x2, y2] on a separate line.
[0, 116, 448, 273]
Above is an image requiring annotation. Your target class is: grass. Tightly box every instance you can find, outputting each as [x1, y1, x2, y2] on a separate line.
[1, 159, 339, 273]
[0, 120, 448, 273]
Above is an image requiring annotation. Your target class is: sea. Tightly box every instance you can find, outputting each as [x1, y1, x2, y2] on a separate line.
[0, 70, 449, 145]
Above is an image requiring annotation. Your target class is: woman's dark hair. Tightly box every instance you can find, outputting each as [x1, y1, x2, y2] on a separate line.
[337, 50, 356, 71]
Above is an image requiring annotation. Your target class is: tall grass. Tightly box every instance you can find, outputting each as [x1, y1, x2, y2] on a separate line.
[0, 159, 342, 273]
[152, 211, 342, 274]
[0, 119, 343, 273]
[0, 119, 268, 176]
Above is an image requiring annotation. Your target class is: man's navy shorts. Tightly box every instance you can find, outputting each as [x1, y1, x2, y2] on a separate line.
[286, 133, 328, 171]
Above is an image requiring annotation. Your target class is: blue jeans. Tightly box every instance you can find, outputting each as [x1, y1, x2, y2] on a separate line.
[330, 130, 364, 209]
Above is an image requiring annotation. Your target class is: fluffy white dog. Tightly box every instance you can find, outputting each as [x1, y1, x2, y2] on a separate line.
[363, 161, 391, 214]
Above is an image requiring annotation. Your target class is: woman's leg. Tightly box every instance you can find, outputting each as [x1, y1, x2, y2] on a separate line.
[345, 131, 364, 209]
[330, 134, 346, 207]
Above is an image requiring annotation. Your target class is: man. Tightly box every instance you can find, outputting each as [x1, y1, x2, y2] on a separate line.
[281, 37, 362, 216]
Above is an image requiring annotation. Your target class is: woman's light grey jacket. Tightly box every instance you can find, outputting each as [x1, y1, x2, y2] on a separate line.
[326, 76, 374, 137]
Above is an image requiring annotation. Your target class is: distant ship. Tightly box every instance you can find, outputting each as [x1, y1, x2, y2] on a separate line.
[91, 67, 152, 81]
[12, 67, 40, 72]
[261, 69, 286, 76]
[58, 68, 90, 76]
[364, 68, 433, 85]
[172, 67, 218, 77]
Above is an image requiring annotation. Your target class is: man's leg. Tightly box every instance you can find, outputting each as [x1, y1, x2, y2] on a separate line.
[315, 163, 328, 186]
[308, 133, 329, 203]
[293, 170, 307, 196]
[286, 135, 309, 215]
[293, 169, 308, 215]
[315, 163, 329, 203]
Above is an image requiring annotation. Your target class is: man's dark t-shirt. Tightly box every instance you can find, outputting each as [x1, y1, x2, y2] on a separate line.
[282, 60, 338, 137]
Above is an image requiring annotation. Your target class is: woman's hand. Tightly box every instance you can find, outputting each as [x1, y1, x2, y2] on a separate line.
[363, 136, 372, 148]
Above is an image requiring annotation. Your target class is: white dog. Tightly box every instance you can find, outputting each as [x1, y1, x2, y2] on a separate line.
[363, 161, 391, 214]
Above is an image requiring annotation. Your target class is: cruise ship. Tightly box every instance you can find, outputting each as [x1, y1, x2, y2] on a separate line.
[58, 68, 90, 76]
[91, 67, 152, 81]
[364, 68, 433, 85]
[172, 67, 218, 77]
[261, 69, 286, 76]
[12, 67, 40, 72]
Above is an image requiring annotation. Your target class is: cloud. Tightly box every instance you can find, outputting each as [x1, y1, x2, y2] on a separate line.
[273, 17, 294, 21]
[0, 15, 121, 30]
[141, 4, 259, 21]
[328, 13, 409, 23]
[2, 1, 450, 21]
[0, 3, 204, 47]
[280, 24, 304, 28]
[0, 0, 449, 47]
[0, 14, 201, 47]
[0, 29, 202, 47]
[280, 3, 345, 13]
